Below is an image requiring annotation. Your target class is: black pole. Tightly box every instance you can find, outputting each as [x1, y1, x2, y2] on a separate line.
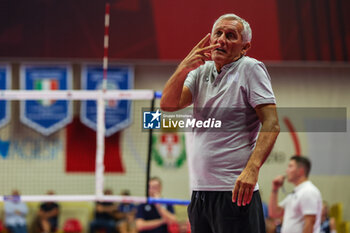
[146, 91, 156, 203]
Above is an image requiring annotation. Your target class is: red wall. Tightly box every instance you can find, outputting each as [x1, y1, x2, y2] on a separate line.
[0, 0, 349, 61]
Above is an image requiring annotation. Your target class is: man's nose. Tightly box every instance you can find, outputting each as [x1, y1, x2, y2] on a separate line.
[217, 34, 226, 44]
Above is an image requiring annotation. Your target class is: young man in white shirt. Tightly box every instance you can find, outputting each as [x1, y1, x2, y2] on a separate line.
[269, 156, 322, 233]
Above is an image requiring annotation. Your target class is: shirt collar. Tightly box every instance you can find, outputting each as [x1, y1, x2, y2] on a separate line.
[220, 62, 235, 72]
[211, 57, 244, 85]
[216, 56, 243, 73]
[293, 180, 311, 193]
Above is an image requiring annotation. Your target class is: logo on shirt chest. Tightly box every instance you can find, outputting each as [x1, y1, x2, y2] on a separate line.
[145, 205, 152, 212]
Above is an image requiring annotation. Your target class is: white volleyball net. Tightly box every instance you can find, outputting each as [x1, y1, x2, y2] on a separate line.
[0, 90, 156, 203]
[0, 89, 192, 233]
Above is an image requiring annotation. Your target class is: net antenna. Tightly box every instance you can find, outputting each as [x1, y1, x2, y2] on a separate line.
[95, 2, 111, 199]
[102, 2, 110, 91]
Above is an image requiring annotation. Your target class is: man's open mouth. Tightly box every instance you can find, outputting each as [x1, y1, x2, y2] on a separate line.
[215, 48, 226, 53]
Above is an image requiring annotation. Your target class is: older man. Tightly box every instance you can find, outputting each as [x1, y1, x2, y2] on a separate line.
[4, 190, 28, 233]
[160, 13, 280, 233]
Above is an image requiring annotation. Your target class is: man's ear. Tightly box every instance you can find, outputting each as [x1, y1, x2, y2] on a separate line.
[242, 42, 251, 55]
[297, 166, 305, 177]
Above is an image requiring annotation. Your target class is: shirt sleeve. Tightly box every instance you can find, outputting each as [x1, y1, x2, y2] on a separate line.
[136, 204, 145, 219]
[279, 194, 291, 208]
[4, 202, 13, 214]
[21, 203, 28, 214]
[247, 62, 276, 108]
[300, 191, 319, 215]
[166, 204, 175, 213]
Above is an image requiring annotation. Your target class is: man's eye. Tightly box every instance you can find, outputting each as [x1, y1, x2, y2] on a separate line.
[215, 31, 222, 37]
[226, 33, 235, 39]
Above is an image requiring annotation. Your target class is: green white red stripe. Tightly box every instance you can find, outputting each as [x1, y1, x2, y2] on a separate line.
[35, 79, 58, 106]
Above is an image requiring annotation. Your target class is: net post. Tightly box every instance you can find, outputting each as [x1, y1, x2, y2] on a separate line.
[95, 92, 105, 199]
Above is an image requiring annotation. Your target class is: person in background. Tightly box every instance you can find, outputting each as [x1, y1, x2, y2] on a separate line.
[35, 190, 60, 233]
[116, 190, 137, 233]
[269, 156, 322, 233]
[4, 190, 28, 233]
[261, 195, 269, 220]
[89, 188, 128, 233]
[136, 177, 177, 233]
[321, 201, 337, 233]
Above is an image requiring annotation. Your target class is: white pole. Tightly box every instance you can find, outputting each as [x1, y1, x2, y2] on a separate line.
[95, 93, 105, 199]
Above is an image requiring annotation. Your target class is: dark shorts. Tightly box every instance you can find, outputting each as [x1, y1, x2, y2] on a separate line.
[187, 190, 266, 233]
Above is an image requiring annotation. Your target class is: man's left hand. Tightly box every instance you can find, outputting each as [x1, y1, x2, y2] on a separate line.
[232, 165, 259, 206]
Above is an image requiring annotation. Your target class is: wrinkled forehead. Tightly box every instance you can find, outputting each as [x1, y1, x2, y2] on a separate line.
[213, 19, 244, 32]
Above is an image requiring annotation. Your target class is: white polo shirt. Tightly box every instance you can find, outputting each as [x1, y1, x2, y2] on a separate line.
[184, 56, 276, 191]
[4, 200, 28, 226]
[280, 180, 322, 233]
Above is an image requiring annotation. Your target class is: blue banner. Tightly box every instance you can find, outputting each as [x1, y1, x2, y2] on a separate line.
[0, 64, 11, 128]
[81, 64, 134, 136]
[20, 64, 73, 135]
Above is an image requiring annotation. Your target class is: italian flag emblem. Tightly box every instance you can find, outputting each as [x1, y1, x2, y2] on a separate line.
[34, 79, 59, 106]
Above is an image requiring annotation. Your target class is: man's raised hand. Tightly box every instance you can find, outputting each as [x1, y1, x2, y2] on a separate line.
[179, 33, 220, 72]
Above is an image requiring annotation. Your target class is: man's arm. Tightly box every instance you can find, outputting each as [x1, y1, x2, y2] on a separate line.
[96, 202, 118, 214]
[160, 84, 192, 112]
[303, 215, 316, 233]
[330, 217, 337, 233]
[160, 33, 219, 112]
[21, 203, 28, 215]
[155, 204, 177, 224]
[39, 207, 59, 219]
[233, 104, 280, 206]
[4, 203, 15, 216]
[135, 218, 166, 231]
[268, 175, 285, 218]
[46, 207, 59, 218]
[14, 203, 28, 216]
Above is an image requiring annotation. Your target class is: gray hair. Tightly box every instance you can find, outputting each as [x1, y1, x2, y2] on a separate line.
[212, 13, 252, 43]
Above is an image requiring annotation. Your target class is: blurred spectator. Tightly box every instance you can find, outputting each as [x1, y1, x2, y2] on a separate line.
[136, 177, 177, 233]
[89, 188, 127, 233]
[265, 216, 283, 233]
[260, 191, 277, 233]
[4, 190, 28, 233]
[274, 217, 283, 233]
[262, 200, 269, 220]
[34, 190, 60, 233]
[321, 201, 337, 233]
[116, 190, 137, 233]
